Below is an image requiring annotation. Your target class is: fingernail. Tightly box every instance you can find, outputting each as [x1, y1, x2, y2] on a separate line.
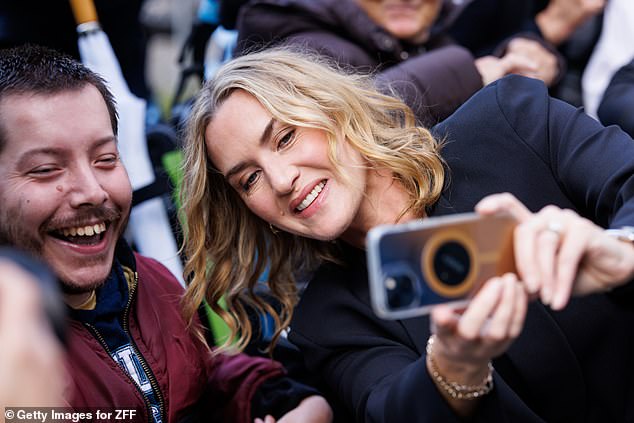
[524, 276, 538, 294]
[551, 292, 566, 310]
[488, 277, 503, 290]
[541, 287, 552, 305]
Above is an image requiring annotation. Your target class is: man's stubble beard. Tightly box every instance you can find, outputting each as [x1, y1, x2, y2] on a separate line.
[0, 205, 129, 295]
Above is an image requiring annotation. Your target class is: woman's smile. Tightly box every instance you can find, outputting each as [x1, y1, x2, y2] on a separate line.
[293, 180, 327, 213]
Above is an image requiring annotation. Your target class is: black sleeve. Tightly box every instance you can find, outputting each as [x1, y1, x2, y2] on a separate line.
[597, 58, 634, 138]
[250, 375, 320, 419]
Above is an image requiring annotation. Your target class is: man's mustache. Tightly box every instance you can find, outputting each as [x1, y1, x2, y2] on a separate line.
[42, 205, 123, 231]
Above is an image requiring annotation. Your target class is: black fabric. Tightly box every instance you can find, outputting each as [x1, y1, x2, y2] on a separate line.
[219, 0, 249, 30]
[241, 295, 347, 421]
[449, 0, 540, 56]
[250, 370, 320, 420]
[131, 172, 173, 207]
[598, 58, 634, 138]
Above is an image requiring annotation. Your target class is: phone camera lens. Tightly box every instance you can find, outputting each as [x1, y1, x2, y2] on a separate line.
[432, 241, 470, 287]
[385, 273, 417, 309]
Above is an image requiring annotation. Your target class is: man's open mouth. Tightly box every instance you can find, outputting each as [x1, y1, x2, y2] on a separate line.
[50, 222, 107, 245]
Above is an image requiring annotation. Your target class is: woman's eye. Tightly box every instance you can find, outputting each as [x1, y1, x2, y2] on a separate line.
[277, 129, 295, 150]
[241, 171, 260, 192]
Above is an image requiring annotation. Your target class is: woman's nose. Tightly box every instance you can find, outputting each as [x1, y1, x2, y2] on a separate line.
[267, 162, 299, 196]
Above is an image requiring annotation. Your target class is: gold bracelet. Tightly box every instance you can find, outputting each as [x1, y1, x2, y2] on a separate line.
[426, 334, 494, 400]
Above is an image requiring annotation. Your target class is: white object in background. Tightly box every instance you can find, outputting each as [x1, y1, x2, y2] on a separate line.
[582, 0, 634, 119]
[204, 27, 238, 80]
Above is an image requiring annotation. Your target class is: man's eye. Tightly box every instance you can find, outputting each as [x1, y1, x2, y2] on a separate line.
[29, 166, 58, 176]
[242, 171, 260, 192]
[277, 130, 295, 150]
[96, 154, 118, 166]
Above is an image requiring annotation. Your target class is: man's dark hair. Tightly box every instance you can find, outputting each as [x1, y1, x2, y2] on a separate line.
[0, 44, 118, 150]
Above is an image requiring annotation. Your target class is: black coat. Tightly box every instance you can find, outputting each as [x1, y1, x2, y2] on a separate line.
[598, 58, 634, 138]
[289, 75, 634, 422]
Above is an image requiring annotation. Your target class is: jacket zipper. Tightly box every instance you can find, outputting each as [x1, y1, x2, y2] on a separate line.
[83, 322, 156, 423]
[123, 272, 166, 423]
[83, 271, 166, 423]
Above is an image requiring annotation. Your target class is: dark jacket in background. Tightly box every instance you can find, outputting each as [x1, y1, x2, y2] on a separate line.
[449, 0, 545, 56]
[289, 75, 634, 422]
[598, 58, 634, 137]
[236, 0, 482, 127]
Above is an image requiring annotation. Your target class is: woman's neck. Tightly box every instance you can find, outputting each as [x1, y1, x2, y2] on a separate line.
[341, 168, 420, 249]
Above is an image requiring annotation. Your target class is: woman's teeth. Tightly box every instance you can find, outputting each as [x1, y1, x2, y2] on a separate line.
[296, 181, 325, 212]
[61, 222, 106, 237]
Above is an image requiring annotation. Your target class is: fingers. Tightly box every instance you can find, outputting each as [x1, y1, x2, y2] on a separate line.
[458, 278, 504, 340]
[254, 415, 276, 423]
[508, 280, 528, 338]
[505, 38, 558, 85]
[535, 223, 560, 304]
[513, 217, 542, 294]
[431, 304, 461, 337]
[474, 56, 507, 85]
[513, 205, 597, 309]
[514, 207, 567, 298]
[498, 52, 539, 75]
[550, 225, 587, 310]
[507, 37, 544, 55]
[483, 274, 521, 341]
[430, 275, 528, 366]
[475, 192, 532, 221]
[513, 206, 570, 296]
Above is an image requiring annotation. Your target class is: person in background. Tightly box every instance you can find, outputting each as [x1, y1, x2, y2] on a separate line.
[180, 47, 634, 422]
[0, 44, 332, 423]
[449, 0, 605, 106]
[235, 0, 561, 126]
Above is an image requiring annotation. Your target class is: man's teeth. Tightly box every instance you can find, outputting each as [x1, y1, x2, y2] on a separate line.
[297, 181, 325, 211]
[61, 223, 106, 237]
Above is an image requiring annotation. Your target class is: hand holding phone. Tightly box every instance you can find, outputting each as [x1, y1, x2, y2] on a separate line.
[366, 213, 517, 319]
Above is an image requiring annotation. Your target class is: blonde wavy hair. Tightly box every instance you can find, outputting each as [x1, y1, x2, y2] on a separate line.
[180, 47, 446, 354]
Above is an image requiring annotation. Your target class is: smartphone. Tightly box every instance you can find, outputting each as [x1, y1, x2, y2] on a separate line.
[366, 212, 517, 320]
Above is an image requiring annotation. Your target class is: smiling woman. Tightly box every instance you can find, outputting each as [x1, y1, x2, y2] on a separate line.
[180, 47, 445, 353]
